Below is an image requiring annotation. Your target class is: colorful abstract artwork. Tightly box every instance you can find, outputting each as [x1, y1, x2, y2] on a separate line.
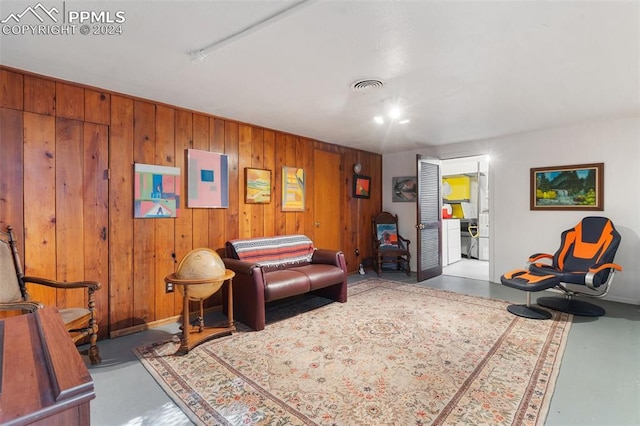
[187, 149, 229, 208]
[245, 168, 271, 204]
[282, 167, 305, 211]
[353, 174, 371, 199]
[134, 163, 180, 218]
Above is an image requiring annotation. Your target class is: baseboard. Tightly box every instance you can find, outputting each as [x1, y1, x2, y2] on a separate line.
[109, 306, 222, 339]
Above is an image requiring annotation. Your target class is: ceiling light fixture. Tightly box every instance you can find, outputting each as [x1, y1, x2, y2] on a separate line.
[189, 0, 316, 62]
[388, 106, 401, 119]
[398, 119, 410, 124]
[374, 116, 384, 124]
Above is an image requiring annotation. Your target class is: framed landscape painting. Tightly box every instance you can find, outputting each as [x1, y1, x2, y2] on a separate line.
[245, 168, 271, 204]
[531, 163, 604, 210]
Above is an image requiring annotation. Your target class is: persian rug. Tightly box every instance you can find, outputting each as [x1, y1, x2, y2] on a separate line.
[134, 279, 572, 426]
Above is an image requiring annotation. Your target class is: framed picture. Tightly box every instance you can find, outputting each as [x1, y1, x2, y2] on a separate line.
[392, 176, 417, 202]
[282, 166, 305, 211]
[376, 223, 399, 249]
[245, 168, 271, 204]
[186, 149, 229, 208]
[531, 163, 604, 210]
[133, 163, 180, 218]
[353, 174, 371, 199]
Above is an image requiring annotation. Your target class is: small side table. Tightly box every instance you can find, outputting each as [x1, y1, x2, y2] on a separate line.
[164, 269, 235, 355]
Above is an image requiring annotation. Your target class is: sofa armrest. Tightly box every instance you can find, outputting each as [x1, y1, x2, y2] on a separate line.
[312, 249, 340, 266]
[312, 249, 347, 273]
[222, 258, 258, 276]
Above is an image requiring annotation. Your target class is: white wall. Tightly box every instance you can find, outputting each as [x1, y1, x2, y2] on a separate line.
[383, 116, 640, 305]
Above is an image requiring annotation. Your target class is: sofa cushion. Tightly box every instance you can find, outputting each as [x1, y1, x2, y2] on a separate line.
[289, 264, 345, 291]
[227, 235, 314, 268]
[263, 269, 310, 301]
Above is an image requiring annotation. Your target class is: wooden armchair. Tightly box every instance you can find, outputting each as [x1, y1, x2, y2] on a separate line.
[0, 226, 101, 364]
[372, 211, 411, 276]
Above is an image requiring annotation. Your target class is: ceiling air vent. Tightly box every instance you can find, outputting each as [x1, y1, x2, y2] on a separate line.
[350, 79, 385, 93]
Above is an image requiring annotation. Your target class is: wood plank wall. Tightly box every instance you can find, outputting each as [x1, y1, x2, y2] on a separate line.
[0, 67, 382, 337]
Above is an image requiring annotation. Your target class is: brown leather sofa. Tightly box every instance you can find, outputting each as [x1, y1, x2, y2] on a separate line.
[221, 235, 347, 331]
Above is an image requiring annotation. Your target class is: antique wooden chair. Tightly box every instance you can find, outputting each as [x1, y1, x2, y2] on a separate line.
[372, 211, 411, 276]
[0, 225, 102, 364]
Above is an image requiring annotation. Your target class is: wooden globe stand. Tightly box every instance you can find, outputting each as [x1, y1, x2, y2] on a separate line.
[164, 269, 235, 355]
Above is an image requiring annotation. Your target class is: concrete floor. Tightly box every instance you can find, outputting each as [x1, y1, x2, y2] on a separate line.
[84, 271, 640, 425]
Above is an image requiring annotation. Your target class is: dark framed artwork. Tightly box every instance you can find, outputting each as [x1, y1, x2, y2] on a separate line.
[530, 163, 604, 210]
[392, 176, 417, 202]
[244, 167, 271, 204]
[353, 174, 371, 199]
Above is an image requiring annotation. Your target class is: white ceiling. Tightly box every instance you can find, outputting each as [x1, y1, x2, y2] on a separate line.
[1, 0, 639, 154]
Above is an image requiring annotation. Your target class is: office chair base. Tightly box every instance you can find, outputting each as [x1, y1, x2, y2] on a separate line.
[507, 304, 552, 320]
[537, 296, 605, 317]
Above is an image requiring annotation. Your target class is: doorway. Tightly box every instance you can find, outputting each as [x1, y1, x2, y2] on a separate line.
[441, 155, 490, 281]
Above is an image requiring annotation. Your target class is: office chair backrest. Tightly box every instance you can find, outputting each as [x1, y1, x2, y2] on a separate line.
[553, 216, 621, 276]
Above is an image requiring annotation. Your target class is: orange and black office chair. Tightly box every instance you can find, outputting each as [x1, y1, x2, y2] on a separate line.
[501, 216, 622, 318]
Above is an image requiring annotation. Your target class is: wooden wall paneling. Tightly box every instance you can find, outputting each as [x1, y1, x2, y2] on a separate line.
[296, 136, 307, 234]
[132, 101, 157, 325]
[22, 112, 57, 307]
[173, 110, 193, 313]
[0, 108, 24, 238]
[343, 149, 359, 271]
[82, 122, 109, 337]
[238, 124, 252, 238]
[274, 132, 286, 235]
[302, 138, 315, 240]
[55, 117, 85, 308]
[250, 126, 264, 238]
[284, 134, 298, 235]
[109, 95, 135, 332]
[209, 118, 226, 250]
[262, 130, 276, 237]
[2, 68, 387, 333]
[366, 153, 383, 262]
[84, 90, 110, 125]
[224, 121, 239, 242]
[55, 82, 84, 121]
[191, 114, 210, 249]
[363, 152, 376, 265]
[154, 105, 177, 320]
[23, 75, 55, 116]
[0, 69, 23, 110]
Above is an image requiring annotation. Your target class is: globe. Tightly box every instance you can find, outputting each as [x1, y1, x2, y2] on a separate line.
[175, 248, 227, 300]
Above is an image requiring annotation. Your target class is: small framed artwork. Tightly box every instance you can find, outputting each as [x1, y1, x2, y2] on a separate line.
[245, 168, 271, 204]
[282, 166, 305, 211]
[133, 163, 181, 218]
[186, 149, 229, 208]
[353, 174, 371, 199]
[392, 176, 417, 202]
[531, 162, 604, 210]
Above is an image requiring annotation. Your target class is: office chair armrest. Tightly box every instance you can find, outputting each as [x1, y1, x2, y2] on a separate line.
[584, 263, 622, 289]
[23, 276, 101, 291]
[0, 301, 43, 312]
[528, 253, 553, 263]
[588, 262, 622, 274]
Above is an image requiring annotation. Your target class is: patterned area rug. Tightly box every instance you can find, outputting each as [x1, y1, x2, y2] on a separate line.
[134, 279, 572, 425]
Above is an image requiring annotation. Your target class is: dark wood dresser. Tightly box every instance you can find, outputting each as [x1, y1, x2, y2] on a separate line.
[1, 307, 95, 425]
